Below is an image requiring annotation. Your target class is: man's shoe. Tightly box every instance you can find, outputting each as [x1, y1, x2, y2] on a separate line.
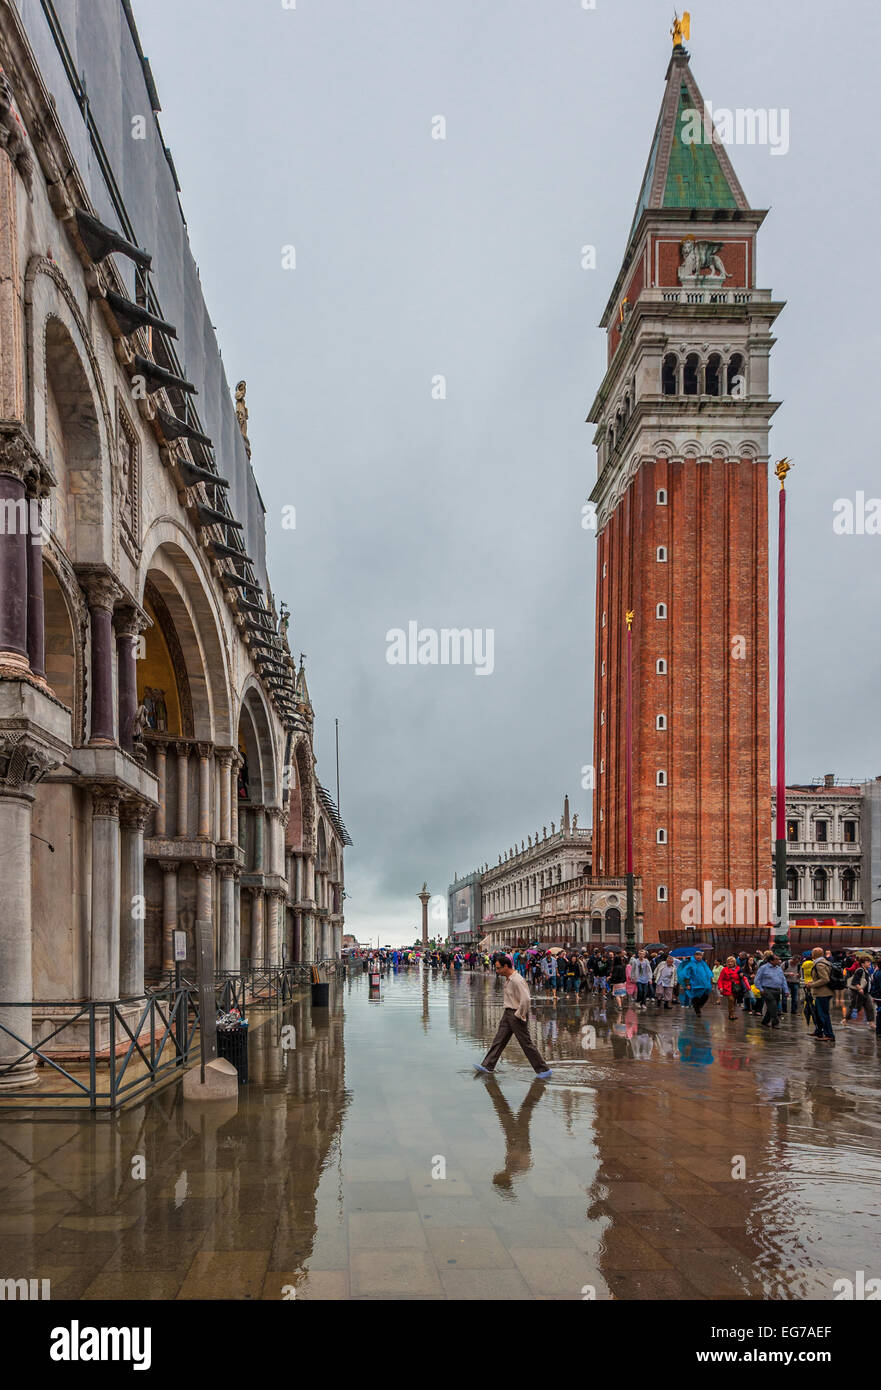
[535, 1069, 552, 1080]
[473, 1064, 493, 1074]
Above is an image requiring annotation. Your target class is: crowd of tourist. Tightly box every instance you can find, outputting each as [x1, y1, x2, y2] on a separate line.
[491, 944, 881, 1045]
[344, 941, 881, 1047]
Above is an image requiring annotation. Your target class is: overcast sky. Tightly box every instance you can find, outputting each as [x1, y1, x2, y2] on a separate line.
[135, 0, 881, 946]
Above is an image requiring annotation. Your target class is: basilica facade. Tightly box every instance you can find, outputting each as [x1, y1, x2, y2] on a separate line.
[0, 0, 348, 1088]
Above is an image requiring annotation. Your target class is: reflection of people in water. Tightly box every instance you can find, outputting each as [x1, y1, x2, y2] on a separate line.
[484, 1077, 546, 1192]
[677, 1034, 714, 1068]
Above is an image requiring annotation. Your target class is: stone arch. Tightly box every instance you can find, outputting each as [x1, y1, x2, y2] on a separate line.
[288, 735, 316, 853]
[237, 680, 278, 808]
[139, 523, 233, 744]
[317, 818, 329, 872]
[709, 440, 733, 458]
[42, 557, 79, 729]
[25, 257, 116, 566]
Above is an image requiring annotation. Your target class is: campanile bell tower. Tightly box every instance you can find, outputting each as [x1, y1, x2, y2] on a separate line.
[589, 32, 784, 937]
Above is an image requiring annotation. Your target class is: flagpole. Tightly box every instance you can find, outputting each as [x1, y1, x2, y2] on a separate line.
[625, 609, 635, 950]
[773, 459, 792, 961]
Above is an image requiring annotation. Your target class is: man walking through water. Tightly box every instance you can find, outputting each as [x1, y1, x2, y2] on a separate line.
[475, 954, 552, 1078]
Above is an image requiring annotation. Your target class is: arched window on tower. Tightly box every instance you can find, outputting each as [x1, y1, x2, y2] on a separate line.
[656, 602, 667, 619]
[656, 658, 667, 675]
[657, 488, 667, 505]
[705, 353, 722, 396]
[662, 354, 678, 396]
[727, 353, 745, 396]
[656, 546, 668, 562]
[656, 713, 667, 730]
[683, 353, 700, 395]
[657, 828, 667, 844]
[656, 769, 668, 786]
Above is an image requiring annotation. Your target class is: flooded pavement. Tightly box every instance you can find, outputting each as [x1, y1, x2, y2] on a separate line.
[1, 965, 880, 1301]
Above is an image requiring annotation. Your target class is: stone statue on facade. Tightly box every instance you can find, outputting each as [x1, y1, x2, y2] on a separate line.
[572, 813, 578, 831]
[235, 380, 252, 459]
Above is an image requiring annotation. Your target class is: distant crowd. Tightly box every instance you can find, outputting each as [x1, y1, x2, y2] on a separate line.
[344, 942, 881, 1044]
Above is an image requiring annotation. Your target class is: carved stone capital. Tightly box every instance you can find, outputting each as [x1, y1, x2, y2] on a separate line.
[90, 786, 121, 818]
[174, 741, 191, 761]
[196, 862, 215, 880]
[0, 421, 42, 484]
[159, 861, 179, 876]
[0, 730, 65, 795]
[196, 742, 213, 760]
[78, 567, 123, 614]
[120, 801, 150, 833]
[114, 604, 150, 640]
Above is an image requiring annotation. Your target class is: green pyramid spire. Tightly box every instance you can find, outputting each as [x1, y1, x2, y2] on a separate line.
[627, 46, 749, 246]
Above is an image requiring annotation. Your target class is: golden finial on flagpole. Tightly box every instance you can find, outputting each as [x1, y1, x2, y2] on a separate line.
[625, 610, 634, 630]
[774, 457, 793, 489]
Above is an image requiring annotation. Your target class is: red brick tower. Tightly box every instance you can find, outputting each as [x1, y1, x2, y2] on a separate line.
[589, 38, 784, 939]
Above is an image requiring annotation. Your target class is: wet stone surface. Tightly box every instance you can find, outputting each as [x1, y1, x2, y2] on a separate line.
[1, 966, 880, 1300]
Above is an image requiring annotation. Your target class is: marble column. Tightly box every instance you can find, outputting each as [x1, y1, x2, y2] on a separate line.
[154, 743, 167, 836]
[196, 863, 214, 939]
[266, 890, 279, 967]
[0, 710, 69, 1089]
[302, 913, 314, 964]
[175, 742, 189, 838]
[253, 807, 265, 872]
[305, 854, 315, 902]
[0, 787, 38, 1087]
[119, 802, 148, 997]
[0, 440, 30, 672]
[83, 574, 120, 745]
[160, 863, 178, 974]
[294, 911, 302, 964]
[219, 865, 237, 971]
[115, 607, 144, 754]
[231, 753, 241, 845]
[89, 788, 121, 1000]
[218, 752, 232, 842]
[25, 480, 47, 682]
[233, 872, 242, 969]
[196, 743, 212, 838]
[252, 889, 265, 965]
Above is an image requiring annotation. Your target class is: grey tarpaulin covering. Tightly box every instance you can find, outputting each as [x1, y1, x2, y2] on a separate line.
[15, 0, 270, 595]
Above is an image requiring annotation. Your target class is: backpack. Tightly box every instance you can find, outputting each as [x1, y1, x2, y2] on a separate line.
[825, 962, 847, 991]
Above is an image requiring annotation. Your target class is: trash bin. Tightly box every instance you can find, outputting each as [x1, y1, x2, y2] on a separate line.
[311, 982, 330, 1007]
[216, 1019, 249, 1083]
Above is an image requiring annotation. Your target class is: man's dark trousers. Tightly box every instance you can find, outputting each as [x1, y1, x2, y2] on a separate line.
[482, 1008, 548, 1073]
[813, 995, 835, 1040]
[761, 988, 781, 1025]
